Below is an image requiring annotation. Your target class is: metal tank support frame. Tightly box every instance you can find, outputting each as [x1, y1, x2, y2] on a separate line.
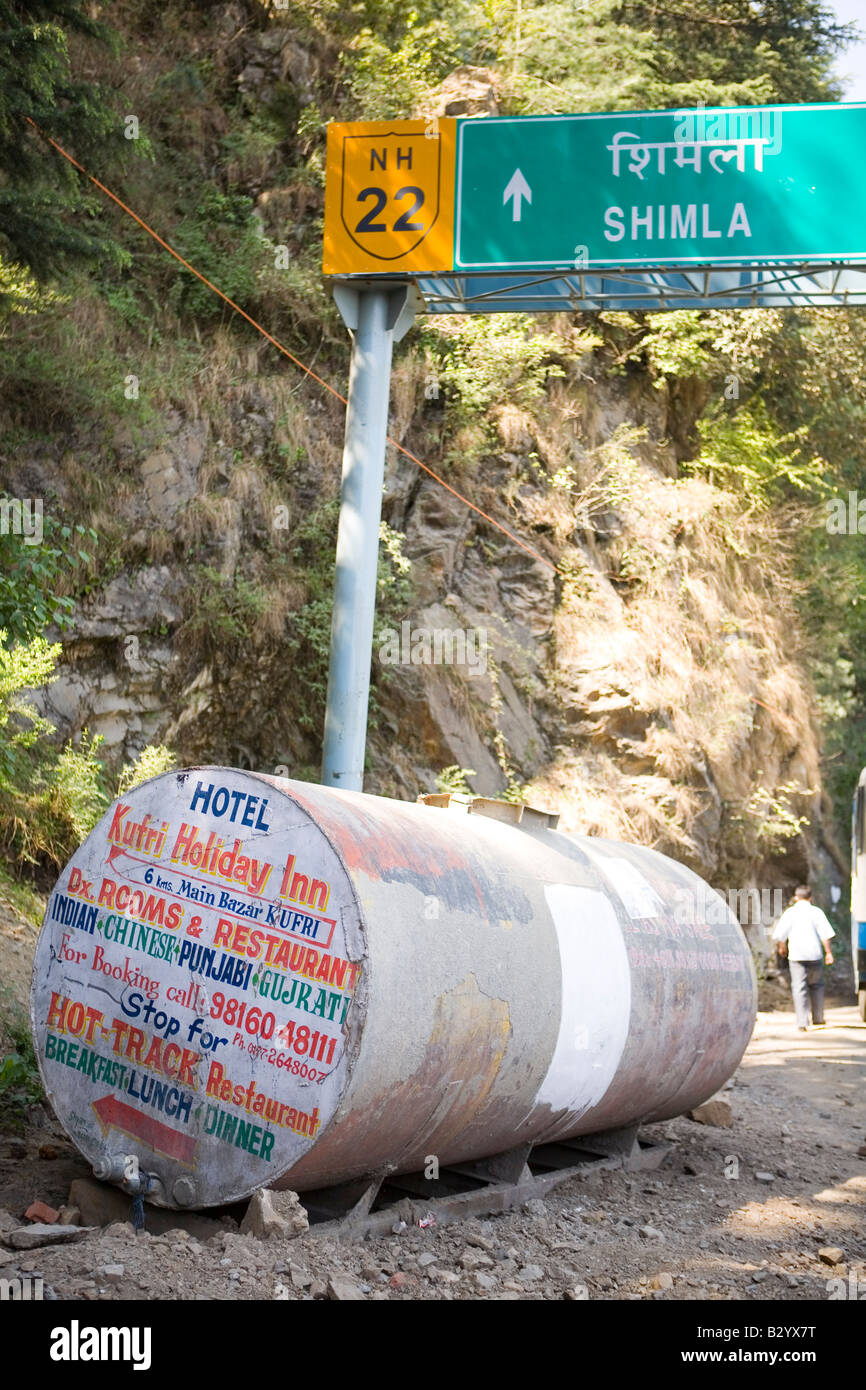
[304, 1123, 670, 1241]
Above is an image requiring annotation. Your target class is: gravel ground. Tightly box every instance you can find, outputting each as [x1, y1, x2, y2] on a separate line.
[1, 1001, 864, 1302]
[2, 888, 864, 1301]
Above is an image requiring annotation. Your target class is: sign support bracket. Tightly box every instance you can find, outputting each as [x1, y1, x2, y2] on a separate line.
[321, 281, 417, 791]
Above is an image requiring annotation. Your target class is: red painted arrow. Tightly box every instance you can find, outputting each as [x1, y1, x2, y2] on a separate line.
[92, 1093, 197, 1166]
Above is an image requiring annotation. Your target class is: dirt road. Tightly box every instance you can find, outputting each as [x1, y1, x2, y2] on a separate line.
[2, 882, 864, 1300]
[2, 990, 864, 1301]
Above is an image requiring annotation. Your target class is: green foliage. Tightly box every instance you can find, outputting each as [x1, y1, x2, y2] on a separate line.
[0, 634, 58, 783]
[614, 0, 850, 108]
[0, 0, 125, 296]
[221, 112, 285, 183]
[424, 315, 565, 415]
[0, 990, 43, 1127]
[116, 744, 176, 795]
[0, 297, 158, 437]
[0, 632, 109, 865]
[435, 764, 476, 795]
[287, 505, 415, 735]
[0, 638, 175, 871]
[180, 566, 268, 659]
[344, 13, 461, 118]
[629, 311, 717, 382]
[334, 0, 851, 119]
[283, 499, 340, 733]
[2, 722, 109, 868]
[377, 521, 412, 612]
[505, 0, 848, 113]
[36, 732, 109, 851]
[686, 404, 826, 507]
[0, 512, 97, 648]
[731, 780, 812, 852]
[0, 254, 65, 315]
[167, 185, 270, 325]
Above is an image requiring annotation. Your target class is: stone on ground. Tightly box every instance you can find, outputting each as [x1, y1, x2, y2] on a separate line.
[689, 1095, 733, 1127]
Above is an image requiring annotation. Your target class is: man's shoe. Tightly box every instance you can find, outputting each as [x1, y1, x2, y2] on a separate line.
[797, 1026, 808, 1031]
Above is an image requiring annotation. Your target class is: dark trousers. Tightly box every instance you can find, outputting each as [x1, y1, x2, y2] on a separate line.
[789, 958, 825, 1028]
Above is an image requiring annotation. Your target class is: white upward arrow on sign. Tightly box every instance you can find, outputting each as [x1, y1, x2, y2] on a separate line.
[503, 168, 532, 222]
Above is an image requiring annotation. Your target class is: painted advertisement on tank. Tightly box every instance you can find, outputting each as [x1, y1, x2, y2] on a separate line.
[30, 769, 360, 1208]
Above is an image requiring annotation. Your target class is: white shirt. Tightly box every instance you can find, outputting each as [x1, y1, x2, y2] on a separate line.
[772, 901, 835, 961]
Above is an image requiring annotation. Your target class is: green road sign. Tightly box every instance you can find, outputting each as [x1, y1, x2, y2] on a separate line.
[455, 102, 866, 270]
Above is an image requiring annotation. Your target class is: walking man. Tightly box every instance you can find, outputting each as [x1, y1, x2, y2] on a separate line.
[772, 885, 835, 1031]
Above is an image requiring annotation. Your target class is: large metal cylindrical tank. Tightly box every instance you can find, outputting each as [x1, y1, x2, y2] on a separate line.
[30, 768, 756, 1208]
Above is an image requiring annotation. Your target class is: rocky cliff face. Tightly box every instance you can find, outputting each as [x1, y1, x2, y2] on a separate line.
[2, 11, 842, 917]
[14, 320, 834, 910]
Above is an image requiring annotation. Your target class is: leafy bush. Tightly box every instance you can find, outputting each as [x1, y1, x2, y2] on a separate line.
[36, 733, 110, 850]
[343, 13, 459, 118]
[435, 765, 476, 795]
[179, 566, 268, 659]
[0, 634, 109, 866]
[628, 311, 717, 382]
[286, 505, 414, 735]
[167, 185, 270, 325]
[0, 631, 176, 870]
[117, 744, 176, 795]
[0, 635, 58, 782]
[424, 315, 565, 415]
[687, 405, 826, 507]
[0, 514, 97, 648]
[0, 991, 44, 1127]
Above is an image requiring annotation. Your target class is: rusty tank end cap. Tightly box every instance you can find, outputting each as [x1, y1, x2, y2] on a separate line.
[416, 792, 559, 832]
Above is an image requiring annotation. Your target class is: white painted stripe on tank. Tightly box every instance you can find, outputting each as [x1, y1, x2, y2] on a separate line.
[585, 852, 664, 919]
[535, 884, 631, 1120]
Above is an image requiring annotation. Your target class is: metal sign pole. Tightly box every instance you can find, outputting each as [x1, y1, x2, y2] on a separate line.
[322, 282, 416, 790]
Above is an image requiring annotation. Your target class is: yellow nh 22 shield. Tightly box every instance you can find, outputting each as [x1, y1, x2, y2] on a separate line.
[323, 120, 455, 275]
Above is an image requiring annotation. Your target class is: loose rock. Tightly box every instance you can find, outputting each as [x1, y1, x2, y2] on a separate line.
[9, 1224, 93, 1250]
[0, 1209, 18, 1236]
[327, 1274, 366, 1301]
[689, 1095, 733, 1128]
[239, 1188, 308, 1240]
[25, 1201, 58, 1224]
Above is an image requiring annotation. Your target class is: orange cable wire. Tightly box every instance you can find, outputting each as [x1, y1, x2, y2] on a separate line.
[26, 116, 558, 575]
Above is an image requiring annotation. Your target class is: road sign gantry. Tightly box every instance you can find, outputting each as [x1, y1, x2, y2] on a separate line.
[324, 103, 866, 311]
[320, 102, 866, 791]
